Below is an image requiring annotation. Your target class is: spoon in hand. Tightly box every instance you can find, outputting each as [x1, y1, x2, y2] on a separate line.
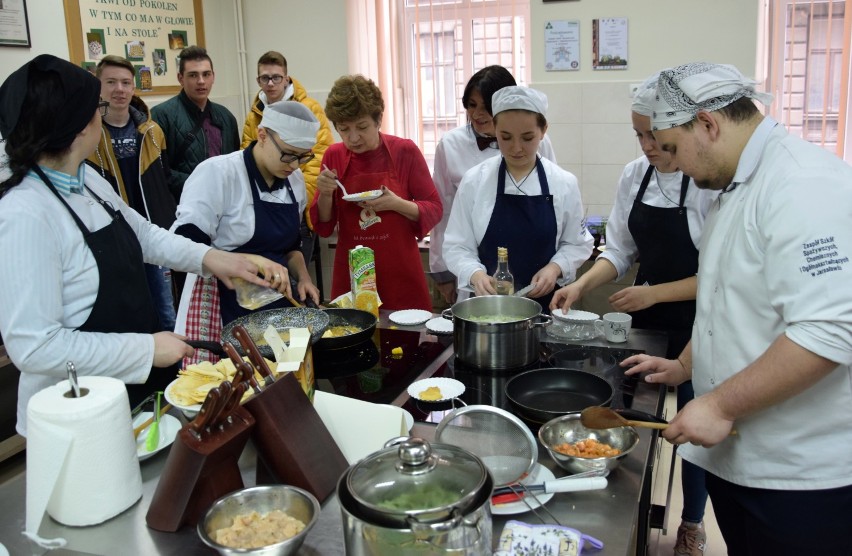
[323, 164, 348, 196]
[581, 406, 738, 435]
[580, 406, 669, 431]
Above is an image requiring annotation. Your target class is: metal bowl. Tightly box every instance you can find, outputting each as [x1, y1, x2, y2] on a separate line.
[538, 413, 639, 474]
[198, 485, 320, 556]
[222, 307, 330, 358]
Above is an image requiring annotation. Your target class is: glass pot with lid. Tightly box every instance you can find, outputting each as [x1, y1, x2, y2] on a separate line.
[338, 437, 494, 554]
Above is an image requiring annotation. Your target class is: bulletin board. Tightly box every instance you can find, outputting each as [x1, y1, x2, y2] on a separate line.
[63, 0, 205, 95]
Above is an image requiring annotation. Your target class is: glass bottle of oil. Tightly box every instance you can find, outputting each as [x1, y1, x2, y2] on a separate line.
[493, 247, 514, 295]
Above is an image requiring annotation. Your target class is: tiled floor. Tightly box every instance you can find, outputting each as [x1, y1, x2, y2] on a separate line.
[647, 391, 727, 556]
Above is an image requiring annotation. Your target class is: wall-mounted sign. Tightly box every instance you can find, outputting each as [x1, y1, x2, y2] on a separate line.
[592, 17, 628, 71]
[63, 0, 204, 95]
[0, 0, 31, 47]
[544, 20, 580, 72]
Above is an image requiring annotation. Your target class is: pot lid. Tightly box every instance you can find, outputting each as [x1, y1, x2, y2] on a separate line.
[346, 437, 489, 518]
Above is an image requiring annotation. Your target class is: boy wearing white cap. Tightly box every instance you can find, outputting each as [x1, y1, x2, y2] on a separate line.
[172, 101, 322, 362]
[443, 86, 593, 310]
[625, 62, 852, 554]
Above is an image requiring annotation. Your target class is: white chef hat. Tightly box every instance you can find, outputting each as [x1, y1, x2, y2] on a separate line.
[492, 86, 548, 117]
[631, 72, 661, 117]
[651, 62, 773, 130]
[259, 100, 320, 149]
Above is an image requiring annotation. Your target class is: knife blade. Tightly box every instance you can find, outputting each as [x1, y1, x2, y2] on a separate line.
[513, 283, 536, 297]
[233, 324, 276, 387]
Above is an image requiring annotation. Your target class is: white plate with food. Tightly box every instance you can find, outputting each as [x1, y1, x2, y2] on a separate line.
[134, 412, 181, 461]
[407, 377, 465, 402]
[425, 317, 453, 335]
[551, 308, 600, 323]
[342, 190, 383, 202]
[164, 378, 204, 417]
[389, 309, 433, 326]
[490, 463, 556, 515]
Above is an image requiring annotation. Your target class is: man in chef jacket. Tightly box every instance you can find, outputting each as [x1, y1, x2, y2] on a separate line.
[623, 62, 852, 554]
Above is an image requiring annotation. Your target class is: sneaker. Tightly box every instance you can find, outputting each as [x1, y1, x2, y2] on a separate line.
[674, 521, 706, 556]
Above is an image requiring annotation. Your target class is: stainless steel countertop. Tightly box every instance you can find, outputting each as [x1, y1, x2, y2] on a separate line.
[0, 320, 666, 555]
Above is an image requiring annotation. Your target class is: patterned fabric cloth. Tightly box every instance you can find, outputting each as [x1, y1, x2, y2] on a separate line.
[182, 275, 222, 367]
[652, 62, 773, 129]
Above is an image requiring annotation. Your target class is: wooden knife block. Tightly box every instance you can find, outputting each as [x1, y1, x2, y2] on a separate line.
[145, 407, 255, 532]
[245, 373, 348, 503]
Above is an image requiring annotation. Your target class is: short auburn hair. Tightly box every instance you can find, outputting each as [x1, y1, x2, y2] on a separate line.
[96, 55, 135, 78]
[257, 51, 287, 73]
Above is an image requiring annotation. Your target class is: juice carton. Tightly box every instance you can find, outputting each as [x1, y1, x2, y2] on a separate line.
[349, 245, 379, 317]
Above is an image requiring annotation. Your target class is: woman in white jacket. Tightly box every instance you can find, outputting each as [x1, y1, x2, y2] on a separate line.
[443, 86, 592, 311]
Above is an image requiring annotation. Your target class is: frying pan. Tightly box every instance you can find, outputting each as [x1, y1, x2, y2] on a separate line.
[315, 309, 377, 350]
[504, 367, 613, 423]
[222, 307, 329, 359]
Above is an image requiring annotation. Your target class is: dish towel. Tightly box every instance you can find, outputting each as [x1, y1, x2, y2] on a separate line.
[494, 520, 604, 555]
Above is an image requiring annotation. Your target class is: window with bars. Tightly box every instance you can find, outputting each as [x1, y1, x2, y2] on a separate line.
[766, 0, 851, 159]
[399, 0, 531, 163]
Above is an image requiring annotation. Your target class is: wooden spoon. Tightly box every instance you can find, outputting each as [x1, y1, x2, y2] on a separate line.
[581, 407, 738, 435]
[580, 406, 669, 430]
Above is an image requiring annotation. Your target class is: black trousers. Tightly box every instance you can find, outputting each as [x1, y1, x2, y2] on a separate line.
[706, 472, 852, 555]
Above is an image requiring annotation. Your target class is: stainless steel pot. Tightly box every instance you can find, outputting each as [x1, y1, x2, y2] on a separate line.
[442, 296, 551, 369]
[338, 437, 494, 555]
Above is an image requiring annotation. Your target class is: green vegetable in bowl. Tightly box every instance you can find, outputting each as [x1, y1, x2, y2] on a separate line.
[377, 485, 460, 511]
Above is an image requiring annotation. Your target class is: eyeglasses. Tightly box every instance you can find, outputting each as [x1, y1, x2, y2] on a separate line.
[268, 134, 315, 165]
[257, 74, 286, 86]
[97, 100, 109, 117]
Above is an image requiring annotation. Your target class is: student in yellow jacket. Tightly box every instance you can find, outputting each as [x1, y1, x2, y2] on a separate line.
[86, 55, 178, 331]
[242, 51, 333, 269]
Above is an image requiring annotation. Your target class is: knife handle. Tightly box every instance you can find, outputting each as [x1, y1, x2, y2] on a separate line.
[219, 381, 247, 426]
[233, 325, 275, 382]
[542, 476, 608, 493]
[189, 387, 221, 437]
[222, 341, 245, 369]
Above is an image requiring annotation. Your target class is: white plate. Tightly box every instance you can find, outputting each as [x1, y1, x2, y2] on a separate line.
[389, 309, 433, 326]
[551, 308, 599, 323]
[342, 190, 383, 202]
[491, 463, 556, 515]
[425, 317, 453, 335]
[407, 377, 465, 402]
[164, 379, 202, 417]
[134, 412, 181, 461]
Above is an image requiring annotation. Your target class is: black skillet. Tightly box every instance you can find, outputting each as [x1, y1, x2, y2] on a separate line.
[504, 367, 613, 423]
[315, 309, 378, 350]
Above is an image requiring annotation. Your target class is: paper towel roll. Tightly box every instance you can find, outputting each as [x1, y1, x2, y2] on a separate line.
[26, 376, 141, 533]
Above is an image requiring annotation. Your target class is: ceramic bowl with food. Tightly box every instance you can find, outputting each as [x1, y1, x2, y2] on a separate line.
[198, 485, 320, 556]
[538, 413, 639, 474]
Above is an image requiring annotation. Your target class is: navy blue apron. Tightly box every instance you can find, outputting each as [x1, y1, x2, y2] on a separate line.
[627, 165, 697, 358]
[36, 167, 168, 408]
[478, 157, 558, 311]
[218, 147, 302, 326]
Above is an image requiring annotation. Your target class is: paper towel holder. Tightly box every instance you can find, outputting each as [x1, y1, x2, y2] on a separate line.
[64, 361, 88, 398]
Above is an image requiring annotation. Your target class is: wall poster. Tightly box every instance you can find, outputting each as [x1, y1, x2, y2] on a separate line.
[63, 0, 205, 95]
[544, 20, 580, 72]
[0, 0, 31, 47]
[592, 17, 628, 71]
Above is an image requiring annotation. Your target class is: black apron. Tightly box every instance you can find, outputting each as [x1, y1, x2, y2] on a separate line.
[478, 157, 558, 311]
[36, 167, 169, 408]
[218, 147, 301, 326]
[627, 165, 697, 358]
